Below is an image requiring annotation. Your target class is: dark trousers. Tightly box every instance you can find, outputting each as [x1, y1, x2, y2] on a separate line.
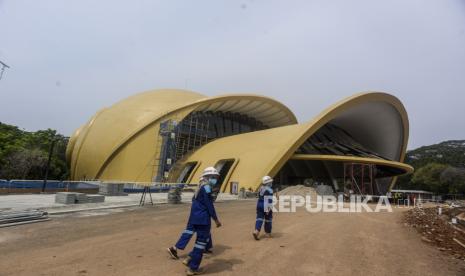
[187, 224, 211, 270]
[175, 222, 212, 251]
[255, 207, 272, 233]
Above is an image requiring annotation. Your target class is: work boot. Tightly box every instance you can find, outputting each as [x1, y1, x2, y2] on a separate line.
[186, 267, 203, 275]
[167, 247, 179, 260]
[265, 233, 272, 238]
[253, 231, 260, 241]
[182, 256, 191, 267]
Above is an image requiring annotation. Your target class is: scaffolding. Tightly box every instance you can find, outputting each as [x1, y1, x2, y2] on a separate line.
[174, 114, 210, 161]
[153, 120, 177, 182]
[152, 111, 268, 183]
[153, 114, 210, 183]
[343, 163, 379, 196]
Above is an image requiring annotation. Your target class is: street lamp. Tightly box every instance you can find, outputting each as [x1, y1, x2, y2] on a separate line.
[0, 60, 10, 81]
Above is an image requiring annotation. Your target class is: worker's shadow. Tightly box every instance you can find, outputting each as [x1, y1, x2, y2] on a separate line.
[203, 258, 244, 274]
[209, 244, 231, 256]
[269, 232, 283, 238]
[257, 232, 283, 239]
[180, 244, 232, 259]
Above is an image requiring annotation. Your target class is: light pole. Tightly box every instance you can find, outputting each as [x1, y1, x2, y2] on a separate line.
[0, 60, 10, 81]
[42, 132, 57, 193]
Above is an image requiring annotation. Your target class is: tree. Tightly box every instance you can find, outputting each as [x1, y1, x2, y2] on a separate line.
[411, 163, 449, 194]
[0, 122, 69, 180]
[440, 167, 465, 194]
[0, 148, 47, 179]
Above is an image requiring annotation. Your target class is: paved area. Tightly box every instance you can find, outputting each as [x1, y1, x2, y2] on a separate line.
[0, 200, 464, 275]
[0, 193, 238, 213]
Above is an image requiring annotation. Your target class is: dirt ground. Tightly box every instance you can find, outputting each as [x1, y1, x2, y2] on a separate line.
[1, 200, 464, 276]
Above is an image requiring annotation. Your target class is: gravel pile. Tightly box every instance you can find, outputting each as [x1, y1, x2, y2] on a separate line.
[315, 185, 334, 196]
[278, 185, 318, 200]
[404, 206, 465, 260]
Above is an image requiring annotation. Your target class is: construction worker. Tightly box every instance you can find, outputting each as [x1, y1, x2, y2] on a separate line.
[167, 166, 222, 275]
[253, 175, 274, 240]
[166, 220, 213, 260]
[166, 202, 214, 260]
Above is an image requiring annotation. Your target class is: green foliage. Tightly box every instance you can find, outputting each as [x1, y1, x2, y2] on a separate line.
[0, 122, 69, 180]
[411, 163, 449, 194]
[396, 140, 465, 195]
[404, 140, 465, 168]
[440, 167, 465, 194]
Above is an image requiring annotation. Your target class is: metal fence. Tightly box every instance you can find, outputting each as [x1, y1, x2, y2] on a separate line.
[0, 180, 100, 194]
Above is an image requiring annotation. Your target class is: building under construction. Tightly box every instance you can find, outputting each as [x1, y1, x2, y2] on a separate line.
[66, 89, 413, 195]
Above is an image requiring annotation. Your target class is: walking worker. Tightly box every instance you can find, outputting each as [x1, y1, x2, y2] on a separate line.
[166, 220, 213, 260]
[167, 166, 222, 275]
[253, 175, 274, 240]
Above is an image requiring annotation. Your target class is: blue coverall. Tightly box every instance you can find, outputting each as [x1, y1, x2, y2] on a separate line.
[185, 183, 218, 271]
[175, 221, 212, 251]
[255, 185, 273, 233]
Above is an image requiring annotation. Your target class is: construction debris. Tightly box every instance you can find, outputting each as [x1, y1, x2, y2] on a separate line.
[404, 206, 465, 260]
[86, 194, 105, 203]
[0, 210, 49, 228]
[278, 184, 335, 200]
[315, 185, 335, 196]
[99, 183, 128, 196]
[55, 192, 105, 204]
[55, 192, 77, 204]
[279, 185, 317, 197]
[75, 193, 88, 204]
[167, 186, 182, 204]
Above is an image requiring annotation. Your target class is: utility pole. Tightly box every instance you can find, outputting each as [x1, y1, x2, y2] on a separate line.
[0, 60, 10, 81]
[42, 132, 57, 193]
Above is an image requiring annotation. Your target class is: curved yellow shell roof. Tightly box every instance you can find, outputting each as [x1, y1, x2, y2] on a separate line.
[68, 89, 411, 192]
[68, 89, 297, 180]
[180, 92, 411, 191]
[290, 154, 413, 174]
[69, 89, 205, 179]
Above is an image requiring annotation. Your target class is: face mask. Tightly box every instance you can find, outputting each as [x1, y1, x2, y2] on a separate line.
[209, 178, 218, 186]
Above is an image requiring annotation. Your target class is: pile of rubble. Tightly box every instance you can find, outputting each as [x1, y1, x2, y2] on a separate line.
[279, 184, 335, 197]
[315, 185, 335, 196]
[404, 206, 465, 260]
[278, 185, 318, 201]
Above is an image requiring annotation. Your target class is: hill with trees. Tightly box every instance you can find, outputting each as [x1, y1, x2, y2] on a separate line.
[396, 140, 465, 194]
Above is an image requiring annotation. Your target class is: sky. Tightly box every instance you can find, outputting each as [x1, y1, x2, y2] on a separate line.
[0, 0, 464, 149]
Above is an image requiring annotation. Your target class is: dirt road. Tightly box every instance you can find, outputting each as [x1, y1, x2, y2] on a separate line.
[0, 200, 464, 275]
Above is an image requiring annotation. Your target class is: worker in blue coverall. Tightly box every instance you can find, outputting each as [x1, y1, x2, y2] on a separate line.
[168, 221, 213, 257]
[253, 175, 274, 240]
[167, 166, 222, 275]
[166, 191, 214, 260]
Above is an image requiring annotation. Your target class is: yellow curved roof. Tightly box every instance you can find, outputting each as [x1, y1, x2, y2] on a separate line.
[180, 92, 410, 191]
[290, 154, 413, 174]
[70, 89, 205, 179]
[66, 125, 83, 164]
[69, 89, 297, 180]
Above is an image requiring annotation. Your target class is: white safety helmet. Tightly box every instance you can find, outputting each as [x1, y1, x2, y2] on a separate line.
[262, 175, 273, 185]
[201, 166, 220, 178]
